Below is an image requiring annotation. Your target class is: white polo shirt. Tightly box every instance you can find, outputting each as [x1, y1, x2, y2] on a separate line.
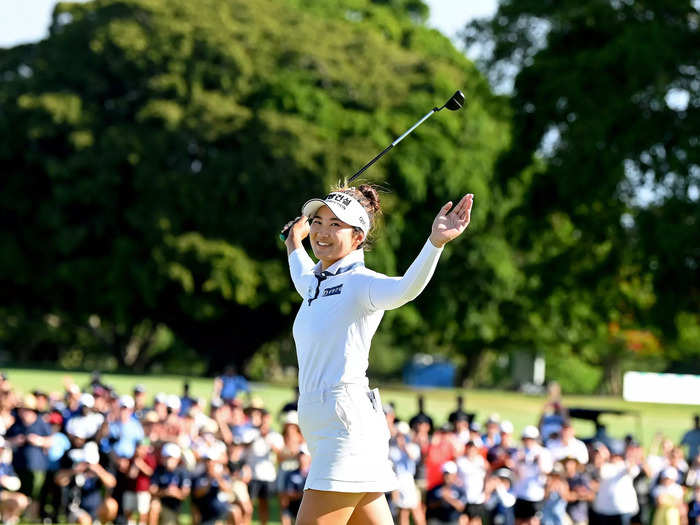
[289, 239, 443, 394]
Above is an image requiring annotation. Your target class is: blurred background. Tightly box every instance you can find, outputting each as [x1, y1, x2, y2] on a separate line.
[0, 0, 698, 395]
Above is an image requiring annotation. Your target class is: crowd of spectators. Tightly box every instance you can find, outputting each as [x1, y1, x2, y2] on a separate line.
[0, 370, 697, 525]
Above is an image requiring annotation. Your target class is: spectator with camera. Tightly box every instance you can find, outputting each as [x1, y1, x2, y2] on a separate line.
[150, 443, 191, 525]
[55, 441, 118, 525]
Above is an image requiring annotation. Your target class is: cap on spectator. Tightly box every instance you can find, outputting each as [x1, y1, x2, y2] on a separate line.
[495, 468, 513, 481]
[382, 403, 395, 415]
[500, 420, 514, 434]
[609, 441, 625, 457]
[469, 421, 482, 432]
[166, 395, 181, 411]
[133, 384, 146, 394]
[283, 411, 299, 426]
[210, 397, 223, 409]
[154, 392, 167, 404]
[161, 442, 182, 459]
[80, 393, 95, 408]
[453, 412, 470, 422]
[486, 413, 501, 424]
[66, 383, 80, 395]
[442, 461, 458, 474]
[521, 425, 540, 439]
[247, 396, 265, 410]
[21, 394, 38, 410]
[32, 389, 48, 398]
[661, 467, 678, 480]
[396, 421, 411, 436]
[119, 395, 134, 409]
[47, 411, 63, 426]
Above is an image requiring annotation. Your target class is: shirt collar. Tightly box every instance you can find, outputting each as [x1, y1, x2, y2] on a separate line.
[313, 248, 365, 276]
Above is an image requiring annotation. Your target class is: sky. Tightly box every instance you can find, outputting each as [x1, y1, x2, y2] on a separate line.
[0, 0, 498, 48]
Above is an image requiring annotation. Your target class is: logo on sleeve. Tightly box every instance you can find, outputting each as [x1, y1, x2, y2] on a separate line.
[322, 284, 343, 297]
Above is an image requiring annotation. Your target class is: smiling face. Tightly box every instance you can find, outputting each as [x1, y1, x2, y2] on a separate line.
[310, 205, 365, 269]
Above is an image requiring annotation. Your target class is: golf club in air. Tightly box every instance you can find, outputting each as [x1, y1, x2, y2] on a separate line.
[280, 90, 465, 240]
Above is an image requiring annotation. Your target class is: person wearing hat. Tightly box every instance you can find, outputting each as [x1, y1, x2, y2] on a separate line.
[512, 425, 553, 525]
[0, 436, 29, 525]
[5, 393, 52, 512]
[39, 410, 71, 523]
[650, 467, 684, 525]
[591, 443, 639, 525]
[55, 441, 118, 525]
[483, 414, 502, 449]
[487, 421, 518, 471]
[280, 446, 312, 525]
[546, 421, 588, 465]
[484, 468, 516, 525]
[97, 394, 144, 521]
[192, 450, 240, 525]
[561, 456, 594, 525]
[426, 460, 467, 524]
[388, 424, 424, 525]
[123, 438, 156, 525]
[150, 443, 191, 525]
[132, 385, 147, 420]
[247, 409, 284, 525]
[457, 440, 489, 525]
[284, 185, 473, 524]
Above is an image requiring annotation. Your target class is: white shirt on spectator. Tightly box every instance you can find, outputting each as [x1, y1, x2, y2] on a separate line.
[547, 437, 589, 464]
[593, 461, 639, 515]
[457, 454, 487, 504]
[512, 445, 553, 502]
[247, 431, 284, 482]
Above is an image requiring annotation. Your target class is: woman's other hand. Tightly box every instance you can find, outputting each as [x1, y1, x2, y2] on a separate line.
[429, 194, 473, 248]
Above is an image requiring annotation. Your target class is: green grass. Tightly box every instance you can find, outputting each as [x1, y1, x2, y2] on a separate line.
[5, 367, 697, 525]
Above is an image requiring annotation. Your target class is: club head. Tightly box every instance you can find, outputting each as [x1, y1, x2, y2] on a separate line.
[443, 90, 465, 111]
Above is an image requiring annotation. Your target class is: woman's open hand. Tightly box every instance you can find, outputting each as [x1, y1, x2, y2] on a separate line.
[429, 194, 473, 248]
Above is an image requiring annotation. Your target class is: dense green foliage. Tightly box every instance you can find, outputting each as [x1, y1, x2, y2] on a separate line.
[0, 0, 511, 376]
[464, 0, 699, 391]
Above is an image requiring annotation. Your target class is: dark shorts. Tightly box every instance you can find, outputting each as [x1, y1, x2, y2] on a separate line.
[282, 498, 302, 518]
[514, 498, 542, 520]
[465, 503, 487, 520]
[248, 479, 274, 499]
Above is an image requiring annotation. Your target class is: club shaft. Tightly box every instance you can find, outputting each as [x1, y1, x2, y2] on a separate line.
[348, 108, 438, 182]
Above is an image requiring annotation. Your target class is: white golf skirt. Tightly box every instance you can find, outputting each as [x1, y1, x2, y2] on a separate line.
[298, 383, 397, 493]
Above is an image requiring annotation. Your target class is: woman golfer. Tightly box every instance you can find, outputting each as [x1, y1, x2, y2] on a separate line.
[283, 185, 473, 524]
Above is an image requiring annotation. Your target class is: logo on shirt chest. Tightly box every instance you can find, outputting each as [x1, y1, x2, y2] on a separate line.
[322, 284, 343, 297]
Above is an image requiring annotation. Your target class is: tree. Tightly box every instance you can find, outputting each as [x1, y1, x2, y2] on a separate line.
[0, 0, 511, 374]
[464, 0, 699, 389]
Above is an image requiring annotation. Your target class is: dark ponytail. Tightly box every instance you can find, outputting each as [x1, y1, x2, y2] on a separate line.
[334, 183, 383, 250]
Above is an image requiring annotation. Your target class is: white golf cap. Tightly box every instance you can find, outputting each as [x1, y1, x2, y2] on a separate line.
[522, 425, 540, 439]
[301, 192, 371, 234]
[442, 461, 458, 474]
[161, 442, 182, 459]
[500, 420, 514, 434]
[119, 395, 134, 409]
[80, 393, 95, 408]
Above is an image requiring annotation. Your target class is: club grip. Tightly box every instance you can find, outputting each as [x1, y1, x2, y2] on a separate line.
[279, 216, 302, 241]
